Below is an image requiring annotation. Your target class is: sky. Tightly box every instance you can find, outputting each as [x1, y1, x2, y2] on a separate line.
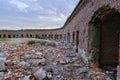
[0, 0, 79, 30]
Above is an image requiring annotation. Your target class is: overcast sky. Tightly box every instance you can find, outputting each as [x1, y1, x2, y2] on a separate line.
[0, 0, 79, 30]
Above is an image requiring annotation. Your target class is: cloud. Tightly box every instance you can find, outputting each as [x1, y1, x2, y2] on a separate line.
[47, 9, 57, 15]
[38, 13, 67, 22]
[9, 0, 29, 11]
[0, 0, 79, 30]
[36, 13, 67, 29]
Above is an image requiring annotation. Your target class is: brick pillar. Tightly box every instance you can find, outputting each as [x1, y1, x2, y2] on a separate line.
[117, 34, 120, 80]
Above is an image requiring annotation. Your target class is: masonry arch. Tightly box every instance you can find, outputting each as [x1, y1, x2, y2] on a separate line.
[45, 34, 47, 39]
[88, 6, 120, 78]
[3, 34, 6, 38]
[76, 30, 79, 52]
[8, 34, 11, 38]
[60, 34, 62, 39]
[73, 32, 75, 44]
[26, 34, 29, 38]
[30, 34, 32, 38]
[21, 34, 23, 38]
[13, 34, 15, 38]
[67, 32, 70, 43]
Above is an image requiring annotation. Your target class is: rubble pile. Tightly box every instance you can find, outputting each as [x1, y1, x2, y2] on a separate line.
[0, 41, 112, 80]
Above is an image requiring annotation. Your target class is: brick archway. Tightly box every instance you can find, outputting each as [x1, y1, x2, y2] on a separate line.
[8, 34, 11, 38]
[88, 6, 120, 79]
[76, 31, 79, 52]
[3, 34, 6, 38]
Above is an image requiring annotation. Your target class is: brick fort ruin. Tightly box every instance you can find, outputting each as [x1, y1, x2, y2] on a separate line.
[1, 0, 120, 79]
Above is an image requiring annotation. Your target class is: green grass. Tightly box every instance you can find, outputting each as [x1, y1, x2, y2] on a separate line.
[27, 40, 36, 45]
[46, 42, 56, 47]
[10, 43, 17, 46]
[0, 38, 10, 42]
[37, 40, 46, 46]
[77, 54, 82, 63]
[27, 40, 56, 47]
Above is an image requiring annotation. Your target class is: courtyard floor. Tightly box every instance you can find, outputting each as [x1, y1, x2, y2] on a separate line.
[0, 38, 113, 80]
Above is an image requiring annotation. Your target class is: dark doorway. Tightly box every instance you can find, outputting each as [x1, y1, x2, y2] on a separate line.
[76, 31, 79, 52]
[30, 34, 32, 38]
[73, 32, 75, 43]
[60, 34, 62, 39]
[13, 34, 15, 38]
[89, 7, 120, 79]
[21, 34, 23, 38]
[26, 34, 29, 38]
[67, 32, 70, 43]
[16, 34, 18, 38]
[8, 34, 11, 38]
[3, 34, 6, 38]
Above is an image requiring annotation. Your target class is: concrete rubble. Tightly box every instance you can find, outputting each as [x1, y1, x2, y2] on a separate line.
[0, 41, 113, 80]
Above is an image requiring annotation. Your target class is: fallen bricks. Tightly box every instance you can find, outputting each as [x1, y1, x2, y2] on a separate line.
[0, 41, 113, 80]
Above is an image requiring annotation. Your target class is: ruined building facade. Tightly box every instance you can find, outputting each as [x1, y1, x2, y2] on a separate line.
[1, 0, 120, 79]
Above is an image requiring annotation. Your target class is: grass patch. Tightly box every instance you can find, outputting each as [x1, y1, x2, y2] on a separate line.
[46, 42, 56, 47]
[27, 40, 56, 47]
[77, 54, 82, 63]
[27, 40, 36, 45]
[10, 43, 17, 46]
[0, 38, 10, 42]
[37, 40, 46, 46]
[27, 40, 47, 45]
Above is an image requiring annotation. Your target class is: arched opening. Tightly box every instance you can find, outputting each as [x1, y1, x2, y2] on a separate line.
[60, 34, 62, 39]
[35, 34, 39, 38]
[88, 6, 120, 79]
[48, 34, 50, 39]
[8, 34, 11, 38]
[67, 32, 70, 43]
[76, 31, 79, 52]
[21, 34, 23, 38]
[13, 34, 15, 38]
[51, 34, 53, 39]
[0, 34, 1, 38]
[55, 35, 56, 39]
[73, 32, 75, 44]
[30, 34, 32, 38]
[45, 35, 47, 39]
[26, 34, 29, 38]
[3, 34, 6, 38]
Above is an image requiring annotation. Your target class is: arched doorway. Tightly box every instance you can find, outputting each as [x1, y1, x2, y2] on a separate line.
[26, 34, 29, 38]
[67, 32, 70, 43]
[88, 6, 120, 79]
[30, 34, 32, 38]
[8, 34, 11, 38]
[76, 31, 79, 52]
[21, 34, 23, 38]
[73, 32, 75, 44]
[3, 34, 6, 38]
[13, 34, 15, 38]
